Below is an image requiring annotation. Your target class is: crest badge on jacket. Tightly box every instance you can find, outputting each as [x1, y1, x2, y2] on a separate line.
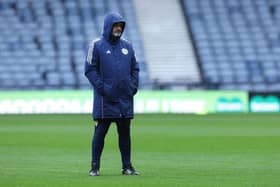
[122, 48, 128, 55]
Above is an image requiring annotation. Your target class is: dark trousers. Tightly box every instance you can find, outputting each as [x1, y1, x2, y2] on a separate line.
[91, 118, 131, 169]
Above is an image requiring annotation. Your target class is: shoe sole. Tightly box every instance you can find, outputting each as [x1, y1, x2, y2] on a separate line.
[122, 172, 140, 176]
[89, 172, 100, 176]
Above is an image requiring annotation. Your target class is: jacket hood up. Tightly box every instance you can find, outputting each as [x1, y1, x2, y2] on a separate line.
[102, 12, 126, 43]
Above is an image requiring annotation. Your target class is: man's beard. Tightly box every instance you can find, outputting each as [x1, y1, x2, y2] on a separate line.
[112, 31, 122, 37]
[110, 31, 122, 43]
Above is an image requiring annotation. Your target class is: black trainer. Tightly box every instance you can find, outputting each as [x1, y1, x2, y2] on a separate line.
[89, 163, 100, 176]
[122, 164, 140, 175]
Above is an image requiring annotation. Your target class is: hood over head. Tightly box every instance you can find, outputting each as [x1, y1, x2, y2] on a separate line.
[102, 12, 126, 44]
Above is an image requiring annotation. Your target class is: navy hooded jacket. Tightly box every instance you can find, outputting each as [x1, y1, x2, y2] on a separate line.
[85, 12, 139, 120]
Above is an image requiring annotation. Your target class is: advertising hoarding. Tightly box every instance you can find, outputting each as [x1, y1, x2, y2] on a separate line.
[0, 90, 248, 114]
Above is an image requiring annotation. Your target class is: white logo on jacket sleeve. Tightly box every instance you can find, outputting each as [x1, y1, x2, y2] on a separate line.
[87, 41, 94, 64]
[121, 48, 128, 55]
[87, 38, 99, 64]
[106, 50, 111, 54]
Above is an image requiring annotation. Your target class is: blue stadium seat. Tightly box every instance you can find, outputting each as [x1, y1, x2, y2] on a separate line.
[0, 0, 147, 90]
[182, 0, 280, 91]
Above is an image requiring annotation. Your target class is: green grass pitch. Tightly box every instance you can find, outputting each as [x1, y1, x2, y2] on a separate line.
[0, 113, 280, 187]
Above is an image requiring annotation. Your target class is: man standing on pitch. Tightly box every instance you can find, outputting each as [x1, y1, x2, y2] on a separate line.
[85, 12, 139, 176]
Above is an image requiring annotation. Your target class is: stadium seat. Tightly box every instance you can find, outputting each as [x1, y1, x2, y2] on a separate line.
[0, 0, 147, 90]
[182, 0, 280, 91]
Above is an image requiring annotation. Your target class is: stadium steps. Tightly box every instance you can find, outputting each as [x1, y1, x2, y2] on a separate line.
[133, 0, 201, 87]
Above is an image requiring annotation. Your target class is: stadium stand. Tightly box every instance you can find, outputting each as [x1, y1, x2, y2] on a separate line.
[182, 0, 280, 91]
[0, 0, 148, 90]
[1, 0, 280, 91]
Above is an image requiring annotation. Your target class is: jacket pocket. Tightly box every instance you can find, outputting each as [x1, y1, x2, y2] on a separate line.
[103, 79, 119, 102]
[130, 79, 137, 95]
[127, 79, 137, 96]
[120, 77, 137, 99]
